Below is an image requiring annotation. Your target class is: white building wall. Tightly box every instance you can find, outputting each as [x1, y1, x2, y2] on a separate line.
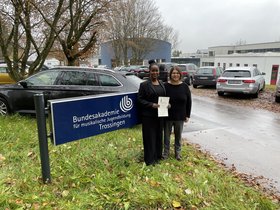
[215, 52, 280, 84]
[209, 46, 234, 55]
[200, 56, 215, 66]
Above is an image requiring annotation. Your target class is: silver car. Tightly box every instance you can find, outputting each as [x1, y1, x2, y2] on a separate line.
[216, 66, 266, 98]
[275, 79, 280, 103]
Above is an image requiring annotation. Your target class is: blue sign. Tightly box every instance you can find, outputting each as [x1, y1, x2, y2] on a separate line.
[49, 92, 139, 145]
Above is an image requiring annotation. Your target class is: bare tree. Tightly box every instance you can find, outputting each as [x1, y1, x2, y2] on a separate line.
[0, 0, 115, 81]
[105, 0, 136, 66]
[0, 0, 65, 80]
[235, 39, 247, 46]
[105, 0, 177, 66]
[158, 25, 180, 51]
[53, 0, 114, 66]
[129, 0, 162, 64]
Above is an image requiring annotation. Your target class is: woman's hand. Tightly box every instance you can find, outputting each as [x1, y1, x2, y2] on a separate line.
[152, 103, 160, 108]
[185, 117, 189, 123]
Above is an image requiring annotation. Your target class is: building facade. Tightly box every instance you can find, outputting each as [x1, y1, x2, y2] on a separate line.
[199, 41, 280, 85]
[214, 52, 280, 85]
[100, 39, 171, 69]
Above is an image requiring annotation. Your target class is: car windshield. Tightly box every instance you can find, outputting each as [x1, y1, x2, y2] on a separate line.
[119, 67, 130, 72]
[222, 70, 251, 78]
[178, 66, 186, 71]
[197, 68, 213, 74]
[119, 66, 140, 71]
[139, 66, 148, 70]
[0, 66, 7, 73]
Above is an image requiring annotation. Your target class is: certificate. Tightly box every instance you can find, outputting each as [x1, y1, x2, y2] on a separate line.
[158, 96, 169, 117]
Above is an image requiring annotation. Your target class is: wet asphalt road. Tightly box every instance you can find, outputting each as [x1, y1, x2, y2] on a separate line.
[182, 95, 280, 194]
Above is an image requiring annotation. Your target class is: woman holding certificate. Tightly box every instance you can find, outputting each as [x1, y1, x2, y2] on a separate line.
[137, 60, 167, 166]
[163, 66, 192, 161]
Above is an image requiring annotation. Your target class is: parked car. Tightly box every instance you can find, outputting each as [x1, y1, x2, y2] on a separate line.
[158, 62, 177, 72]
[116, 65, 150, 79]
[192, 66, 223, 88]
[157, 62, 178, 82]
[0, 62, 49, 85]
[177, 63, 199, 85]
[132, 66, 149, 79]
[117, 71, 144, 89]
[0, 67, 141, 115]
[117, 65, 140, 75]
[0, 63, 15, 85]
[275, 79, 280, 103]
[216, 66, 266, 98]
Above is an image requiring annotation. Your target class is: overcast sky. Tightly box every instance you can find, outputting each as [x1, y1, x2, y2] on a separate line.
[153, 0, 280, 52]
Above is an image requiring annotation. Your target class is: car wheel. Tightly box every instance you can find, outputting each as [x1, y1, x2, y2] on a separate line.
[189, 77, 193, 85]
[217, 91, 224, 96]
[253, 88, 259, 98]
[276, 96, 280, 103]
[0, 98, 9, 116]
[261, 82, 265, 91]
[193, 84, 198, 88]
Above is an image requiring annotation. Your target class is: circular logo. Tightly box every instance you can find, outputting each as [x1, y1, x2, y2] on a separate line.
[119, 95, 133, 112]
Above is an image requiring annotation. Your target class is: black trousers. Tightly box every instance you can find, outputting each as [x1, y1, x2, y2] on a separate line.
[141, 116, 163, 165]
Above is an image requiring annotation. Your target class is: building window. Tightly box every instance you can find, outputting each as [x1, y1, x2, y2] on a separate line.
[228, 50, 234, 54]
[202, 62, 214, 66]
[253, 64, 257, 67]
[236, 63, 240, 67]
[229, 63, 233, 67]
[244, 64, 248, 67]
[209, 51, 215, 57]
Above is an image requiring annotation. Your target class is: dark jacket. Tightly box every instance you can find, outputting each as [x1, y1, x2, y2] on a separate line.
[164, 82, 192, 120]
[137, 79, 166, 117]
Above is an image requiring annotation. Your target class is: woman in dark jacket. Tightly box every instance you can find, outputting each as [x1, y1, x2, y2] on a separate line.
[137, 61, 166, 166]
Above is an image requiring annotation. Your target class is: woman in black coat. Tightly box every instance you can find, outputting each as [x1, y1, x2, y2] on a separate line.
[137, 62, 166, 166]
[163, 66, 192, 161]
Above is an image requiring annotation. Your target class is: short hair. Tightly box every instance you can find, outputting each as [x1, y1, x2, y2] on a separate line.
[169, 66, 182, 79]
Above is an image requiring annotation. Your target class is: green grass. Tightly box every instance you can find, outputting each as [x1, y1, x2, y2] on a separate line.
[265, 84, 276, 91]
[0, 115, 279, 209]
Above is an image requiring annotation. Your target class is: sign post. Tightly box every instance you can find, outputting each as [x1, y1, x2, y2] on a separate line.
[34, 94, 51, 183]
[34, 91, 139, 183]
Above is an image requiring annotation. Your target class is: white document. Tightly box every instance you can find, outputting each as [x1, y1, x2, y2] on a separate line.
[158, 96, 170, 117]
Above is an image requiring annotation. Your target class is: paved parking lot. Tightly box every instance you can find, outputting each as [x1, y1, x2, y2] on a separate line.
[183, 89, 280, 198]
[190, 87, 280, 113]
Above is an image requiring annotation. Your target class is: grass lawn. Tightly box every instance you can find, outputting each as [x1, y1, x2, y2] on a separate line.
[265, 84, 276, 91]
[0, 115, 279, 209]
